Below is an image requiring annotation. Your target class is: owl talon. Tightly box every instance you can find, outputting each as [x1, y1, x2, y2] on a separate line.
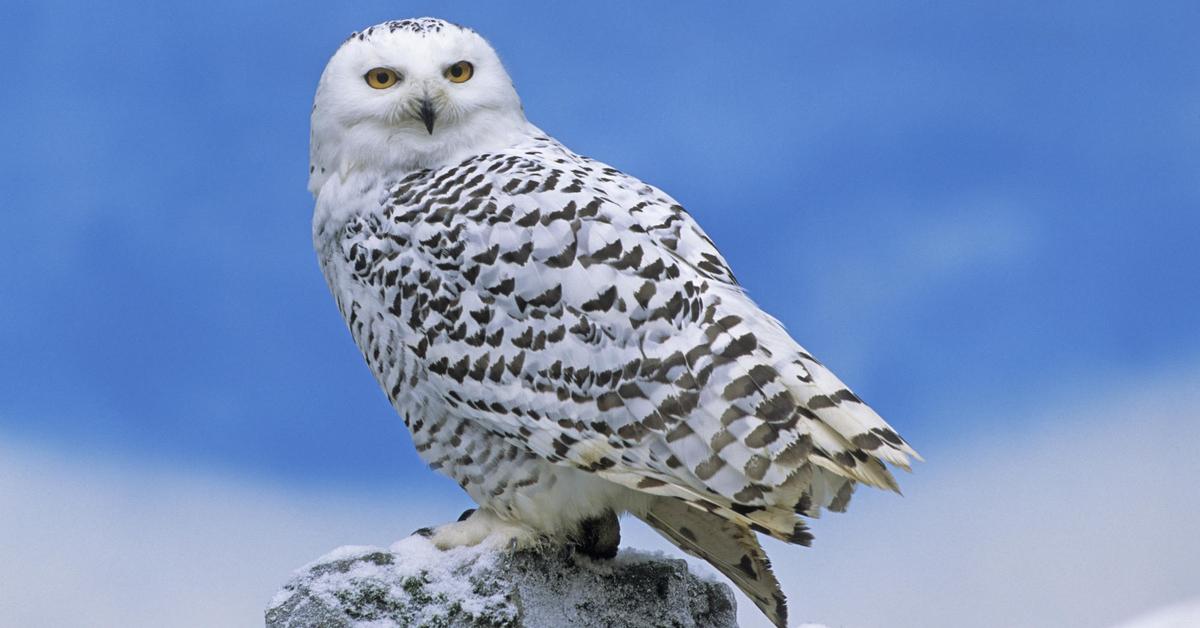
[418, 507, 541, 551]
[457, 508, 476, 522]
[412, 527, 434, 538]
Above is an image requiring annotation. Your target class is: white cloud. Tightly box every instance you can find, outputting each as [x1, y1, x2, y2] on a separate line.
[1113, 597, 1200, 628]
[0, 440, 463, 628]
[624, 363, 1200, 628]
[2, 364, 1197, 628]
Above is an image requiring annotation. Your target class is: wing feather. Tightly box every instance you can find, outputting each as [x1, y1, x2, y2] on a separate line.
[320, 136, 919, 531]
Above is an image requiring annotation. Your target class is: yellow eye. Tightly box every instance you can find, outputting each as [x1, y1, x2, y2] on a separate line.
[444, 61, 474, 83]
[364, 68, 400, 89]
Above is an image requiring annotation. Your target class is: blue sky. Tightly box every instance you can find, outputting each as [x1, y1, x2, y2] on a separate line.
[1, 2, 1198, 627]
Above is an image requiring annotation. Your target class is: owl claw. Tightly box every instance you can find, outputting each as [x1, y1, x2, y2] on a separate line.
[412, 527, 434, 537]
[420, 507, 540, 551]
[457, 508, 477, 522]
[506, 533, 549, 553]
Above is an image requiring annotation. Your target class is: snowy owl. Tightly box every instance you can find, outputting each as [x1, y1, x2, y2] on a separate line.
[310, 18, 919, 627]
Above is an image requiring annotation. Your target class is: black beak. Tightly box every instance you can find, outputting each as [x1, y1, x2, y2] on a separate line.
[418, 98, 436, 134]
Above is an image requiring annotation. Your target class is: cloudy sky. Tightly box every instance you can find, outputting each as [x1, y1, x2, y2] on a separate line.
[1, 2, 1197, 627]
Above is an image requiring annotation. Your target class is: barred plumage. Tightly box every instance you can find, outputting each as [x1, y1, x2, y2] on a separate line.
[311, 18, 919, 627]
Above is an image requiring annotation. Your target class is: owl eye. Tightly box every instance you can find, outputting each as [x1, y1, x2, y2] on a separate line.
[364, 68, 400, 89]
[444, 61, 474, 83]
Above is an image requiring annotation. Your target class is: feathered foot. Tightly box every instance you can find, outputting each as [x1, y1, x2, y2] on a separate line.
[413, 507, 542, 551]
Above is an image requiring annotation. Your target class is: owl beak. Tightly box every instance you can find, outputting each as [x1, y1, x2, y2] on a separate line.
[418, 97, 437, 134]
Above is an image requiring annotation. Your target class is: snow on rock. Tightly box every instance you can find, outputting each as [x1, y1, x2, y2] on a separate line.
[266, 535, 737, 627]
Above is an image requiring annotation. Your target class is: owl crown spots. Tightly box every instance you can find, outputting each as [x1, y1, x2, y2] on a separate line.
[346, 17, 466, 43]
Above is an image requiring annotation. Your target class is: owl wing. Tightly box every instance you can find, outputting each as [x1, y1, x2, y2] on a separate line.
[331, 140, 919, 539]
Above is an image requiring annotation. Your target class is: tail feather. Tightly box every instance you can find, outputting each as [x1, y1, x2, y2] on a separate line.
[637, 497, 789, 628]
[801, 467, 857, 517]
[602, 468, 811, 545]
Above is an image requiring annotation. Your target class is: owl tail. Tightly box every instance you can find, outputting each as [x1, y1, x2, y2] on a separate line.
[637, 497, 788, 628]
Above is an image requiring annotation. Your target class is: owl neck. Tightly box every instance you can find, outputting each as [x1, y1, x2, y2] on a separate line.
[309, 109, 534, 196]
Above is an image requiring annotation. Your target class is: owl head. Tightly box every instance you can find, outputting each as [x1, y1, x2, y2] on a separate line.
[309, 18, 528, 194]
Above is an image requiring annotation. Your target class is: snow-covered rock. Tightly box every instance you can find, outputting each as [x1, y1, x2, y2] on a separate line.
[266, 536, 737, 628]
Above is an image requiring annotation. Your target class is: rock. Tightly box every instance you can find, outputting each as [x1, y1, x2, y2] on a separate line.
[266, 536, 737, 628]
